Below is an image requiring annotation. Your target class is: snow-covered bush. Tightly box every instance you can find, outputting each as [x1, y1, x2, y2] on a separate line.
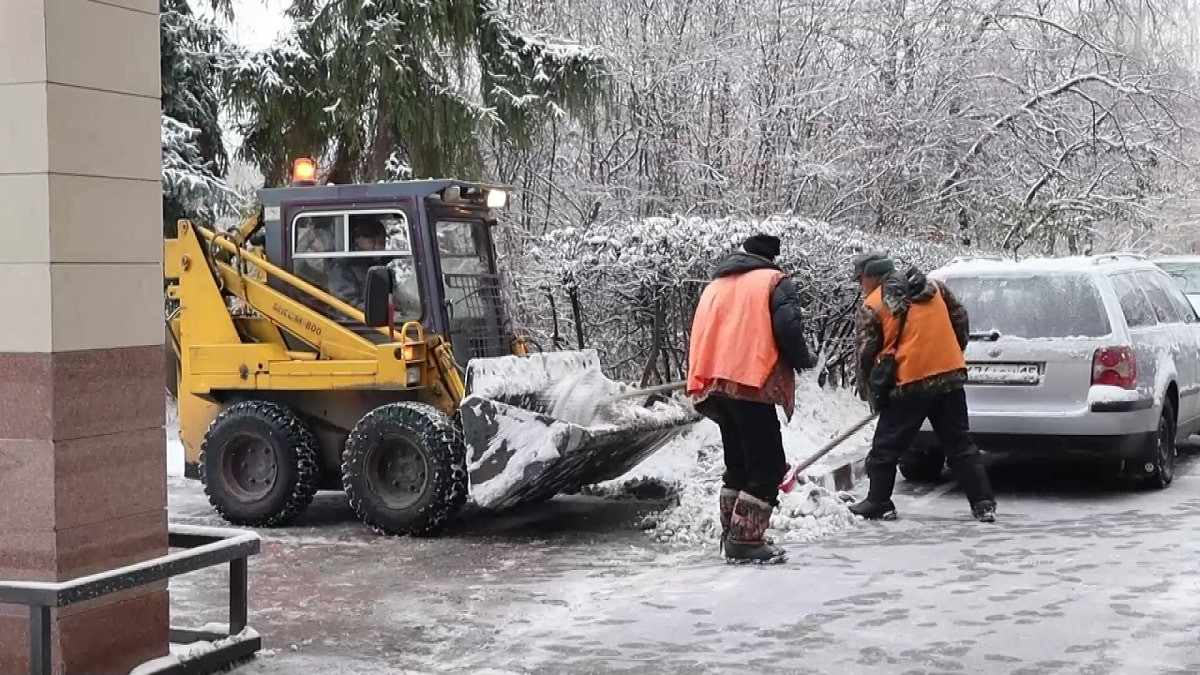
[502, 215, 969, 388]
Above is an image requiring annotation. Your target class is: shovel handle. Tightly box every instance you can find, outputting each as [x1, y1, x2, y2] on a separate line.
[607, 380, 687, 402]
[780, 412, 878, 492]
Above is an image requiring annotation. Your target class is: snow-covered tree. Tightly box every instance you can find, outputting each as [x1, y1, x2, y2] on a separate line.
[490, 0, 1200, 255]
[161, 0, 239, 235]
[225, 0, 610, 185]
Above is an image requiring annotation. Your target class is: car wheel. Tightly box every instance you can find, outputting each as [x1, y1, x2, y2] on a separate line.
[899, 446, 946, 483]
[1144, 400, 1177, 490]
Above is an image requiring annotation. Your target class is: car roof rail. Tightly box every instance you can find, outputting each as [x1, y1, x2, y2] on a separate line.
[1091, 252, 1147, 265]
[947, 255, 1007, 265]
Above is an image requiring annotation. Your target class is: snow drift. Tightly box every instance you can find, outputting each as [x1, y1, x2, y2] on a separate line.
[592, 378, 871, 545]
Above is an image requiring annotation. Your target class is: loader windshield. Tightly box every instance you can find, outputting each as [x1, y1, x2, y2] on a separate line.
[435, 220, 509, 361]
[436, 220, 491, 276]
[292, 209, 423, 320]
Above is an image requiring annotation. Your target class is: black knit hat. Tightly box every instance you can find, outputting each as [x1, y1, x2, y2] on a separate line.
[743, 234, 782, 260]
[350, 215, 387, 241]
[852, 251, 894, 280]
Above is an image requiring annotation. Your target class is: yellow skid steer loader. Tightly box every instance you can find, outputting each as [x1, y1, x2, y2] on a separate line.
[165, 159, 698, 536]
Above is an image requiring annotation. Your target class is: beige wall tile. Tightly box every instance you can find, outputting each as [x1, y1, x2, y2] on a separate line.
[0, 83, 49, 175]
[0, 264, 52, 352]
[0, 175, 50, 263]
[48, 174, 161, 264]
[50, 263, 163, 352]
[0, 0, 47, 85]
[44, 83, 159, 182]
[45, 0, 159, 98]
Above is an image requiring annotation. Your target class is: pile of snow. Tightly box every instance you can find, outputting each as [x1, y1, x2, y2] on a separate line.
[166, 396, 185, 478]
[130, 626, 260, 675]
[594, 378, 872, 545]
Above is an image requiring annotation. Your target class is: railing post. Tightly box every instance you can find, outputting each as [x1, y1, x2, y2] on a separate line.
[229, 558, 248, 634]
[28, 605, 50, 675]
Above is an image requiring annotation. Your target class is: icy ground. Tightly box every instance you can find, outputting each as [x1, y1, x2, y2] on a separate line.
[165, 447, 1200, 674]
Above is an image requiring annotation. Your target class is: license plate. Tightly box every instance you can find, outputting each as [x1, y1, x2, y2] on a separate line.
[967, 362, 1042, 386]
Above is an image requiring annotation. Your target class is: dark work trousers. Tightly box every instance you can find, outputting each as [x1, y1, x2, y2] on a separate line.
[867, 387, 995, 505]
[697, 394, 787, 506]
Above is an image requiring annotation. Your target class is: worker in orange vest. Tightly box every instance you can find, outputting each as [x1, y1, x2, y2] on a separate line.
[687, 234, 817, 564]
[850, 252, 996, 523]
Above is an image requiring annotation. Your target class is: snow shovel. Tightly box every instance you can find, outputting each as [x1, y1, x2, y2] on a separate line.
[779, 412, 878, 493]
[603, 379, 687, 404]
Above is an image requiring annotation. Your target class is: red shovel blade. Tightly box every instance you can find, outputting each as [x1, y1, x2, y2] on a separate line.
[777, 412, 877, 495]
[779, 463, 800, 493]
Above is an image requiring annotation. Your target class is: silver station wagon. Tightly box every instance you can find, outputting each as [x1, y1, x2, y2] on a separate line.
[898, 254, 1200, 490]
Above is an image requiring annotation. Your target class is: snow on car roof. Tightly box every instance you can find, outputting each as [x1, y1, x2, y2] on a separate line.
[933, 254, 1150, 278]
[1152, 255, 1200, 263]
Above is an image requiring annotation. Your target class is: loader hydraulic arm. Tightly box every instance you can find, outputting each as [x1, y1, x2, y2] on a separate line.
[194, 222, 380, 360]
[167, 220, 422, 393]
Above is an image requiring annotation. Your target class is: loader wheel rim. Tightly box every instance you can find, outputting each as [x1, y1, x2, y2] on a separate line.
[365, 436, 429, 511]
[221, 433, 278, 503]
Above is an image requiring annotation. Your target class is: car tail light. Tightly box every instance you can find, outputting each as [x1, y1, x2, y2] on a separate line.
[1092, 346, 1137, 389]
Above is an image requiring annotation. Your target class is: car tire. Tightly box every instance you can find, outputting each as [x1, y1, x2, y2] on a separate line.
[1143, 399, 1177, 490]
[899, 446, 946, 483]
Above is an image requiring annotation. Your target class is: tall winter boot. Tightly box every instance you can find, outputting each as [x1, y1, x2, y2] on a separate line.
[848, 466, 899, 520]
[718, 487, 738, 552]
[848, 498, 898, 520]
[724, 492, 787, 565]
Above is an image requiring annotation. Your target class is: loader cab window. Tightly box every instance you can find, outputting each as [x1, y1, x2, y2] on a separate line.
[291, 210, 422, 320]
[435, 220, 491, 276]
[435, 219, 508, 360]
[437, 220, 495, 319]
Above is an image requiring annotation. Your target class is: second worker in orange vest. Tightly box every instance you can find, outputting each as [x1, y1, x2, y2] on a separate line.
[850, 253, 996, 523]
[687, 234, 817, 565]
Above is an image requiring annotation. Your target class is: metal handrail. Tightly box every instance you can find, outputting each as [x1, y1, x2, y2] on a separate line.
[0, 523, 262, 675]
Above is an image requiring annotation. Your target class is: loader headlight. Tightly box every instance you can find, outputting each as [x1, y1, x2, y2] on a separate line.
[486, 189, 508, 209]
[406, 365, 422, 386]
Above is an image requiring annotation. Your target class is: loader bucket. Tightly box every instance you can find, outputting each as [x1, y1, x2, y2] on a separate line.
[458, 349, 700, 510]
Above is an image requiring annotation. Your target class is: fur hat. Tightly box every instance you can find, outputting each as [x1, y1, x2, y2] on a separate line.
[852, 251, 894, 279]
[743, 234, 782, 260]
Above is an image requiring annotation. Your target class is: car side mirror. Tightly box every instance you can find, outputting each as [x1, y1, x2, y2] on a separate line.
[363, 265, 393, 327]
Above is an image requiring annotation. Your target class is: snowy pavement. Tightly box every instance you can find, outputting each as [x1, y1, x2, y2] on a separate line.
[165, 443, 1200, 675]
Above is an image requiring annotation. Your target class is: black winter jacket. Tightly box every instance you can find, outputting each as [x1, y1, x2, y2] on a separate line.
[710, 252, 818, 373]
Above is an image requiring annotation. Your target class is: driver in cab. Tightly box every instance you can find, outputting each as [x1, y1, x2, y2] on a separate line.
[329, 217, 387, 308]
[329, 216, 421, 318]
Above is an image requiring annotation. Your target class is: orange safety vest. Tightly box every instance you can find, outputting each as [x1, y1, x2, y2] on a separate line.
[866, 283, 966, 386]
[687, 268, 788, 396]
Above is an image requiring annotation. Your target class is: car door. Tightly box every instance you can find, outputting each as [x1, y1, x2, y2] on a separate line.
[1139, 268, 1200, 431]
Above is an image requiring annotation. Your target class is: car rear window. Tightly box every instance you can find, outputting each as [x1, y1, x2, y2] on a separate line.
[940, 273, 1112, 339]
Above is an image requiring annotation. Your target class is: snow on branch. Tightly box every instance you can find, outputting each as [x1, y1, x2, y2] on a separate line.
[502, 215, 969, 387]
[162, 116, 240, 223]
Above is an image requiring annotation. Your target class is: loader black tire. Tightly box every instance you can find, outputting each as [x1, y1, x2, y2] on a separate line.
[341, 402, 468, 537]
[200, 400, 321, 528]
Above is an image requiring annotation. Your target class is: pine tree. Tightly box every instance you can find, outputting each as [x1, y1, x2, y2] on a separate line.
[160, 0, 238, 236]
[225, 0, 610, 186]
